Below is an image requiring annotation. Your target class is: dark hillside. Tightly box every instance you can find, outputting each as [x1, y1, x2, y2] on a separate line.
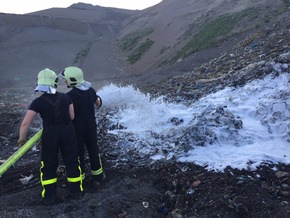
[0, 3, 133, 89]
[141, 7, 290, 103]
[1, 1, 290, 90]
[117, 0, 289, 84]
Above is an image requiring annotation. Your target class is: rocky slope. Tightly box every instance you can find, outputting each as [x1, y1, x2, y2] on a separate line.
[141, 8, 290, 102]
[117, 0, 288, 77]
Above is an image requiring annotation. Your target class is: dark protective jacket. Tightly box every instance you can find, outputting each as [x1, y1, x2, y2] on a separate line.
[67, 87, 103, 179]
[29, 92, 82, 198]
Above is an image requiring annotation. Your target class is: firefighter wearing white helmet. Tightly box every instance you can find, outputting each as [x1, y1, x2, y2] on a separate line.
[18, 68, 83, 205]
[61, 66, 105, 184]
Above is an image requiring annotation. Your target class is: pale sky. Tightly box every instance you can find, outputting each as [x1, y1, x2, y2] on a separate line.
[0, 0, 162, 14]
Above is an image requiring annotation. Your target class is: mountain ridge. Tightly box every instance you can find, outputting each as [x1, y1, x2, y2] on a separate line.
[0, 0, 289, 90]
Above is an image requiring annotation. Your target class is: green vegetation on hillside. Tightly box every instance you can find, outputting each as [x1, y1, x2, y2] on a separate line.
[160, 46, 170, 55]
[119, 28, 154, 51]
[118, 28, 155, 64]
[283, 0, 290, 7]
[127, 38, 154, 64]
[166, 8, 261, 65]
[73, 42, 93, 66]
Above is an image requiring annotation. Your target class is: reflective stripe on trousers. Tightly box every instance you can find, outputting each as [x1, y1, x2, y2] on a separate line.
[67, 163, 83, 192]
[40, 161, 83, 197]
[40, 161, 57, 198]
[91, 154, 103, 176]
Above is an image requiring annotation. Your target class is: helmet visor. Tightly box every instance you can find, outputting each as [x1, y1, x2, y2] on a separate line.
[58, 71, 66, 79]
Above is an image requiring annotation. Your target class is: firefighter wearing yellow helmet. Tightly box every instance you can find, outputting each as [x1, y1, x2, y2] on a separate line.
[35, 68, 58, 94]
[60, 66, 105, 184]
[60, 66, 84, 87]
[18, 68, 83, 205]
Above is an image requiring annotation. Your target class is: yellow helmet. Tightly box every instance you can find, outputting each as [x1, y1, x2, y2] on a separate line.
[61, 66, 84, 87]
[37, 68, 58, 88]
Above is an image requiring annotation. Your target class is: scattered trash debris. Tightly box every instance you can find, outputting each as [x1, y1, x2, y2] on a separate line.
[19, 174, 33, 185]
[142, 201, 149, 208]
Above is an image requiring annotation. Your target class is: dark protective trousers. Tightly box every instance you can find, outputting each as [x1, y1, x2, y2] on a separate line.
[40, 123, 82, 198]
[75, 119, 103, 178]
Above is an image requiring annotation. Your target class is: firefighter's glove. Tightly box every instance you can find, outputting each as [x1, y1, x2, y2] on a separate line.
[17, 139, 26, 147]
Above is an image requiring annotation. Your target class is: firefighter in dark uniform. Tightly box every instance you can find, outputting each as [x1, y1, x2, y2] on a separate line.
[18, 68, 83, 205]
[60, 66, 105, 183]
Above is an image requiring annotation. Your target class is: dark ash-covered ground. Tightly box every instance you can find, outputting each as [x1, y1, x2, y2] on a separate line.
[0, 87, 290, 218]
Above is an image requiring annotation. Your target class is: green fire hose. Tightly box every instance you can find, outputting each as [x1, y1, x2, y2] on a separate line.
[0, 129, 43, 177]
